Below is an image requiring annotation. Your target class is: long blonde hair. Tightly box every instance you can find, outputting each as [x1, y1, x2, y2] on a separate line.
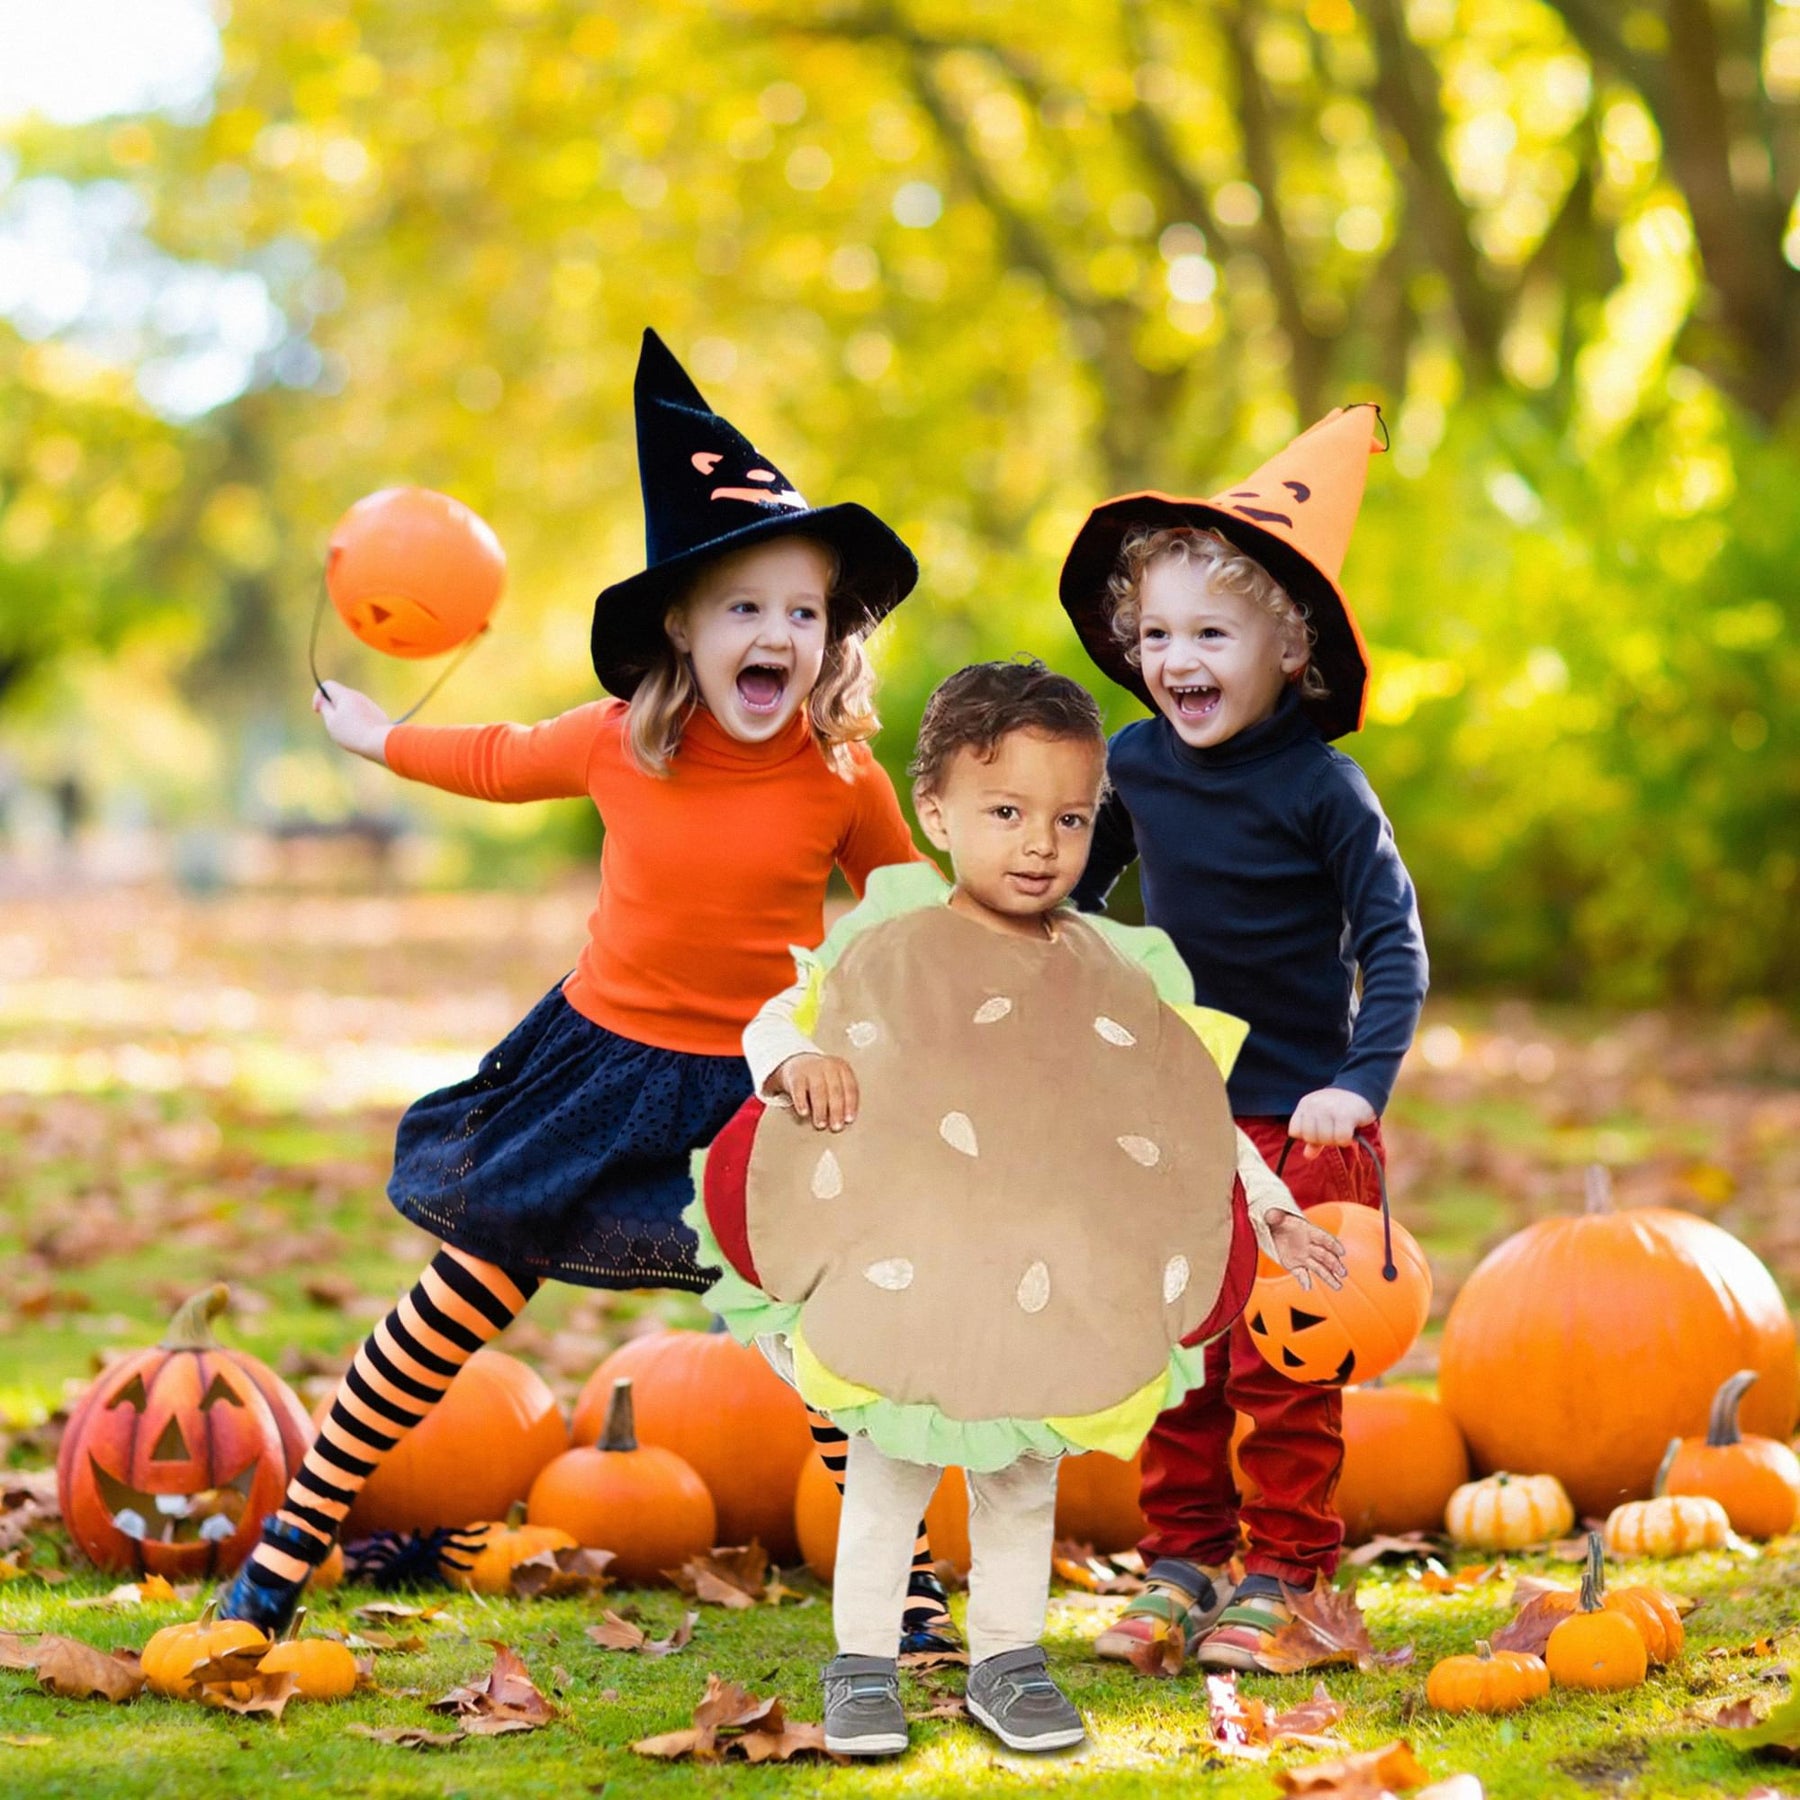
[625, 535, 880, 779]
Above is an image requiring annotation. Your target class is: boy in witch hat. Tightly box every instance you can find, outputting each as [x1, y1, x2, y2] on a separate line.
[1059, 405, 1429, 1669]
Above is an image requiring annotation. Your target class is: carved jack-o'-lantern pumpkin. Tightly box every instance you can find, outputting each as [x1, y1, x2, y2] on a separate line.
[1245, 1199, 1432, 1387]
[326, 486, 505, 659]
[56, 1286, 313, 1577]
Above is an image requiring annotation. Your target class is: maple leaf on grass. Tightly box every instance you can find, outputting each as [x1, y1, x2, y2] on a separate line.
[586, 1609, 696, 1657]
[29, 1635, 145, 1703]
[632, 1671, 845, 1764]
[1489, 1591, 1576, 1658]
[666, 1542, 792, 1610]
[200, 1668, 301, 1721]
[1274, 1738, 1448, 1797]
[1413, 1560, 1504, 1595]
[1208, 1673, 1346, 1758]
[507, 1545, 615, 1599]
[1254, 1585, 1414, 1675]
[430, 1641, 557, 1736]
[346, 1724, 468, 1751]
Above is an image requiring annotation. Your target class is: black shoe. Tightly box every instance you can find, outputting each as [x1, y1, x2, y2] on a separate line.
[899, 1568, 967, 1663]
[216, 1516, 331, 1633]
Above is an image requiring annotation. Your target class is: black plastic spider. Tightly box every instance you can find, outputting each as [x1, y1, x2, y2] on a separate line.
[342, 1525, 485, 1590]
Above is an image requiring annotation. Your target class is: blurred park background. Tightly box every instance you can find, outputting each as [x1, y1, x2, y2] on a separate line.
[0, 0, 1797, 1421]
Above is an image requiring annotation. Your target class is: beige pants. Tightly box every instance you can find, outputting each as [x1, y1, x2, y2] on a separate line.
[833, 1433, 1061, 1666]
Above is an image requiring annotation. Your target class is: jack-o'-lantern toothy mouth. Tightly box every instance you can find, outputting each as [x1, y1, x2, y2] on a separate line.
[88, 1455, 258, 1546]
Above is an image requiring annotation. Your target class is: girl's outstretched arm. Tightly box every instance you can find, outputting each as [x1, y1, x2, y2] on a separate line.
[381, 700, 611, 803]
[314, 681, 394, 764]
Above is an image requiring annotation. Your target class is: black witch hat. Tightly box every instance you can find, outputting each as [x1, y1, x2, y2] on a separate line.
[590, 330, 920, 697]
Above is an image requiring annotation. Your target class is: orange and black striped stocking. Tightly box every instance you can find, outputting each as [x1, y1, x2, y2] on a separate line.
[237, 1248, 538, 1596]
[806, 1407, 947, 1624]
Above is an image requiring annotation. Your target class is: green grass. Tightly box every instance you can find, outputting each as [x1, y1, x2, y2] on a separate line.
[2, 1543, 1796, 1797]
[3, 889, 1798, 1795]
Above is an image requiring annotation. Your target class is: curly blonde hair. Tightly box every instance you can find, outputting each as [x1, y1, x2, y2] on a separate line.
[1106, 526, 1328, 700]
[625, 535, 880, 779]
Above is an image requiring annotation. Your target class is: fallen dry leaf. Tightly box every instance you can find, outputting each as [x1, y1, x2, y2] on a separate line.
[1208, 1673, 1347, 1758]
[1275, 1738, 1432, 1796]
[1255, 1585, 1415, 1676]
[1489, 1591, 1577, 1657]
[631, 1672, 843, 1764]
[507, 1545, 616, 1600]
[0, 1634, 36, 1672]
[899, 1645, 970, 1672]
[68, 1576, 193, 1610]
[1125, 1616, 1186, 1679]
[201, 1669, 300, 1721]
[31, 1635, 145, 1703]
[1413, 1561, 1504, 1595]
[1052, 1540, 1148, 1595]
[666, 1543, 771, 1610]
[1716, 1699, 1765, 1729]
[345, 1723, 467, 1751]
[585, 1609, 696, 1658]
[352, 1601, 446, 1625]
[430, 1641, 557, 1736]
[1343, 1533, 1442, 1568]
[1707, 1628, 1795, 1662]
[342, 1630, 429, 1654]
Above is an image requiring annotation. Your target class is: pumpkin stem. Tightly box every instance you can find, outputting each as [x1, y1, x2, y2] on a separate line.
[1706, 1369, 1758, 1448]
[505, 1499, 528, 1527]
[1583, 1164, 1614, 1216]
[1578, 1529, 1607, 1612]
[284, 1606, 307, 1645]
[599, 1379, 637, 1453]
[1652, 1436, 1681, 1499]
[1475, 1639, 1494, 1661]
[161, 1284, 229, 1350]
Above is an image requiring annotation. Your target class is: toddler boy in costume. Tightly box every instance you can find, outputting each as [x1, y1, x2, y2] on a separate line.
[1059, 406, 1429, 1669]
[692, 660, 1348, 1757]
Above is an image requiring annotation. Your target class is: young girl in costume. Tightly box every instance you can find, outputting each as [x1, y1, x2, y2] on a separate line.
[219, 331, 963, 1654]
[694, 660, 1346, 1757]
[1060, 406, 1429, 1669]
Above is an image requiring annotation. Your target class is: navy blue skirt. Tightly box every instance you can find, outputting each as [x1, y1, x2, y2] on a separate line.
[387, 983, 753, 1291]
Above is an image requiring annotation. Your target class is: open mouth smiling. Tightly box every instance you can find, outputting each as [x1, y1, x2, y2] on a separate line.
[1168, 683, 1222, 720]
[735, 664, 789, 714]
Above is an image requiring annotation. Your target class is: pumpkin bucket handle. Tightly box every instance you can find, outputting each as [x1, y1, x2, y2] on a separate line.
[1277, 1134, 1397, 1281]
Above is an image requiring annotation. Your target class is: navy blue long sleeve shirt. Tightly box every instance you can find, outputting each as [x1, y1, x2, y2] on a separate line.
[1072, 688, 1428, 1117]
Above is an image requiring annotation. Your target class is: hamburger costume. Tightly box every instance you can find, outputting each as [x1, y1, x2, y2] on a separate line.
[692, 863, 1304, 1694]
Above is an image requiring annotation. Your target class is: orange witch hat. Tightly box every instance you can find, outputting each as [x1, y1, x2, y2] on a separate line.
[1059, 404, 1385, 741]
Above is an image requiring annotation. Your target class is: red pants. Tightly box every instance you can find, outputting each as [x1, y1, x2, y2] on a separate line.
[1138, 1114, 1387, 1586]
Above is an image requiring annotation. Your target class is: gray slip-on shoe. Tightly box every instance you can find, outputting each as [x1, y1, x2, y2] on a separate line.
[822, 1653, 908, 1757]
[965, 1646, 1087, 1753]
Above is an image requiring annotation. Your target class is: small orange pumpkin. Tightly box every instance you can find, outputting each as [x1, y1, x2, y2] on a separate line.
[1662, 1369, 1800, 1540]
[1605, 1583, 1685, 1666]
[1545, 1533, 1648, 1692]
[1245, 1199, 1432, 1386]
[572, 1330, 814, 1561]
[1425, 1640, 1549, 1713]
[259, 1637, 359, 1701]
[457, 1506, 578, 1595]
[527, 1379, 715, 1584]
[793, 1452, 972, 1582]
[143, 1606, 271, 1699]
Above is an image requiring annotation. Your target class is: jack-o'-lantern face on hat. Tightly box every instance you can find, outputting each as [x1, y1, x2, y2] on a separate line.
[1060, 404, 1385, 741]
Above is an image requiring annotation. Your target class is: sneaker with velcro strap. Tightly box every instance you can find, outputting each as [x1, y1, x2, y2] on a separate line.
[965, 1645, 1087, 1753]
[822, 1653, 908, 1757]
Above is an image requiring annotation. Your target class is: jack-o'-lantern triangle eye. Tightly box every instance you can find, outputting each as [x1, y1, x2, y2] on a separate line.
[1289, 1307, 1328, 1331]
[200, 1372, 244, 1410]
[150, 1417, 190, 1462]
[108, 1374, 148, 1412]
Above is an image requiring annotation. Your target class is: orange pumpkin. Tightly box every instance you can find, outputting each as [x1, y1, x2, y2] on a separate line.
[1439, 1166, 1797, 1517]
[259, 1614, 360, 1702]
[1425, 1641, 1548, 1713]
[1054, 1450, 1146, 1554]
[56, 1286, 313, 1578]
[1544, 1533, 1648, 1691]
[1663, 1369, 1800, 1539]
[1229, 1385, 1471, 1542]
[1605, 1584, 1685, 1666]
[331, 1347, 566, 1535]
[527, 1379, 715, 1584]
[143, 1607, 271, 1699]
[1245, 1201, 1431, 1386]
[457, 1510, 579, 1596]
[326, 486, 505, 658]
[572, 1330, 813, 1561]
[793, 1452, 972, 1581]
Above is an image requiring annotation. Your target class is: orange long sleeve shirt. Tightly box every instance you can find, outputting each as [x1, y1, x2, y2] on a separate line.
[385, 702, 923, 1056]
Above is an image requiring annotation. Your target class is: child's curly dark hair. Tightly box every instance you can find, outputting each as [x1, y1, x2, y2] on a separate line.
[908, 657, 1106, 797]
